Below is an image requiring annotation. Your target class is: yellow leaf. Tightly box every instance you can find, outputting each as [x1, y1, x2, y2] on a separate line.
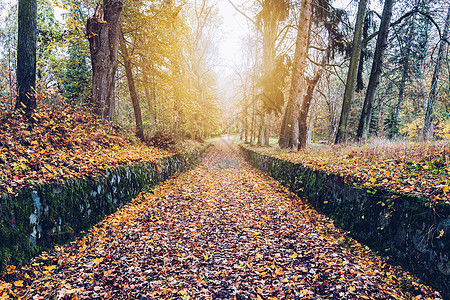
[349, 286, 356, 292]
[368, 177, 376, 183]
[289, 252, 298, 259]
[275, 267, 283, 275]
[13, 280, 23, 287]
[44, 265, 57, 272]
[92, 257, 104, 265]
[6, 266, 15, 274]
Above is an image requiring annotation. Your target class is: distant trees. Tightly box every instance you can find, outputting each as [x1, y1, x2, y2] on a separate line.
[114, 0, 221, 139]
[423, 6, 450, 140]
[3, 0, 450, 143]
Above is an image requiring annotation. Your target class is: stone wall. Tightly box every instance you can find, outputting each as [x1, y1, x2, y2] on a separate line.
[241, 146, 449, 298]
[0, 146, 208, 269]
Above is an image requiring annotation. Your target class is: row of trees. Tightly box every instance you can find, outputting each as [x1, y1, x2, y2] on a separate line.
[231, 0, 450, 148]
[0, 0, 222, 140]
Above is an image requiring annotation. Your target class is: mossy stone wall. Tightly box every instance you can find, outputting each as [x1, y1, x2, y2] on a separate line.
[0, 146, 208, 269]
[241, 146, 449, 298]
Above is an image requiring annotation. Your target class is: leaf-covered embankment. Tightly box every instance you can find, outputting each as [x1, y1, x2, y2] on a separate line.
[0, 106, 173, 194]
[243, 140, 450, 204]
[241, 142, 449, 298]
[0, 105, 207, 271]
[0, 139, 442, 299]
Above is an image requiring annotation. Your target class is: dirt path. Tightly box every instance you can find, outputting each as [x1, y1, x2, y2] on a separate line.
[3, 139, 442, 299]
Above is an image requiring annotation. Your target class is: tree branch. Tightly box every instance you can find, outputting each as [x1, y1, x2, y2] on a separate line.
[227, 0, 256, 26]
[363, 9, 443, 45]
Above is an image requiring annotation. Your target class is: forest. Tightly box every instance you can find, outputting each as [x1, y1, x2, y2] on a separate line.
[0, 0, 449, 298]
[0, 0, 448, 148]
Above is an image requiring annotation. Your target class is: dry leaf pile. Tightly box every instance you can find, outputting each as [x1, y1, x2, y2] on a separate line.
[0, 139, 442, 299]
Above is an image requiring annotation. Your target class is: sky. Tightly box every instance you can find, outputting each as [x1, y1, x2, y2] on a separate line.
[214, 0, 249, 74]
[214, 0, 355, 72]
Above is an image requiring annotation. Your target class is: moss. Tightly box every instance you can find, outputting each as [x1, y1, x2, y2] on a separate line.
[0, 144, 209, 271]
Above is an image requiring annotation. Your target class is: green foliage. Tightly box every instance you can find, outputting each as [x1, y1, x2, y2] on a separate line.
[384, 108, 399, 139]
[60, 41, 91, 105]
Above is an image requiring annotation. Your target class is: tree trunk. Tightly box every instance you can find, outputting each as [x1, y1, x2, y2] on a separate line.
[264, 112, 270, 146]
[298, 69, 323, 149]
[356, 0, 395, 140]
[250, 94, 256, 144]
[393, 14, 416, 136]
[306, 97, 315, 145]
[16, 0, 37, 117]
[143, 74, 157, 127]
[119, 30, 144, 141]
[278, 0, 312, 149]
[334, 0, 369, 144]
[244, 97, 248, 142]
[257, 113, 264, 146]
[86, 0, 124, 121]
[423, 5, 450, 140]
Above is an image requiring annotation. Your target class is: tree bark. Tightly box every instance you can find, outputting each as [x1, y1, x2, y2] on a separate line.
[298, 69, 323, 149]
[423, 5, 450, 140]
[393, 14, 416, 136]
[86, 0, 124, 121]
[16, 0, 37, 117]
[119, 30, 144, 141]
[334, 0, 369, 144]
[356, 0, 395, 140]
[306, 97, 315, 145]
[278, 0, 313, 149]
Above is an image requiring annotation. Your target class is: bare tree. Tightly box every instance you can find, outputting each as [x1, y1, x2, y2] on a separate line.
[423, 5, 450, 140]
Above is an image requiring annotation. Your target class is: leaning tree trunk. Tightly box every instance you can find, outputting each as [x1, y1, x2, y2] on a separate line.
[16, 0, 37, 117]
[298, 69, 323, 149]
[423, 5, 450, 140]
[119, 29, 144, 141]
[393, 14, 415, 136]
[334, 0, 369, 144]
[356, 0, 394, 140]
[278, 0, 313, 149]
[143, 74, 157, 127]
[86, 0, 124, 121]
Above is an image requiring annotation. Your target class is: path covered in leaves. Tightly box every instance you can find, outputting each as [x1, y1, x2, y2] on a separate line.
[2, 139, 442, 299]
